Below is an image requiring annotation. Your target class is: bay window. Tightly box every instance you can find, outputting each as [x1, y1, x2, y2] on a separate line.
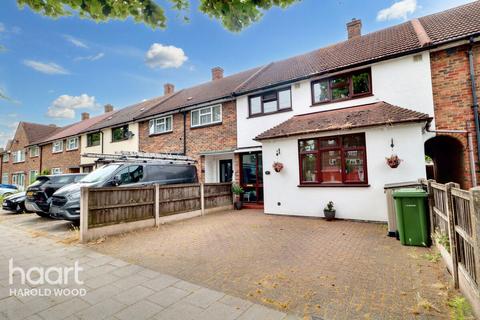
[149, 115, 173, 135]
[299, 133, 367, 185]
[191, 105, 222, 127]
[312, 69, 371, 105]
[249, 87, 292, 116]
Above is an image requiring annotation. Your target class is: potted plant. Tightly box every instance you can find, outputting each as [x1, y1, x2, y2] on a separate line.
[273, 162, 284, 173]
[232, 183, 244, 210]
[324, 201, 336, 221]
[386, 154, 402, 168]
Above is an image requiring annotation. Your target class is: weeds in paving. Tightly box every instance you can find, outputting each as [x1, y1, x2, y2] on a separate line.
[422, 252, 441, 263]
[448, 296, 473, 320]
[411, 292, 441, 315]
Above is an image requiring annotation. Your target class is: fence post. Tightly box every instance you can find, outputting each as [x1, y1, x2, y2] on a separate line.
[446, 182, 460, 288]
[155, 184, 160, 227]
[425, 179, 435, 237]
[470, 187, 480, 284]
[79, 187, 89, 243]
[200, 183, 205, 215]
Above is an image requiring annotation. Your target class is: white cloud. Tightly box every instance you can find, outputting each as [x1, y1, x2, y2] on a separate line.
[74, 52, 105, 62]
[377, 0, 418, 21]
[23, 60, 69, 75]
[46, 94, 100, 119]
[145, 43, 188, 69]
[64, 35, 88, 48]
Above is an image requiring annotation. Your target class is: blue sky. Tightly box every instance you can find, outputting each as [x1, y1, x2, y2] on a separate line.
[0, 0, 474, 147]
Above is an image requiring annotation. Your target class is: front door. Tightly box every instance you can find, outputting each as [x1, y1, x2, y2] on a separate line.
[219, 159, 233, 183]
[240, 152, 263, 203]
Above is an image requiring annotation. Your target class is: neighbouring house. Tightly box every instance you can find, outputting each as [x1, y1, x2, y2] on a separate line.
[0, 122, 60, 189]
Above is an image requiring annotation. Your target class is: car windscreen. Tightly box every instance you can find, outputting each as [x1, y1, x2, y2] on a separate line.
[80, 164, 122, 183]
[49, 175, 77, 185]
[28, 177, 49, 188]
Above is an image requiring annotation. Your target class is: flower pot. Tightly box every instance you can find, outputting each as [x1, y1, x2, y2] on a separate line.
[324, 209, 336, 221]
[386, 155, 402, 168]
[234, 200, 243, 210]
[273, 162, 284, 173]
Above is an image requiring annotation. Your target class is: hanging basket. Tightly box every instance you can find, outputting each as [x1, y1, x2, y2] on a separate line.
[273, 162, 284, 173]
[386, 154, 402, 168]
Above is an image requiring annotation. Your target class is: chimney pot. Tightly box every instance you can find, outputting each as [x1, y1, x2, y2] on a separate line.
[104, 104, 114, 113]
[81, 112, 90, 121]
[211, 67, 224, 80]
[347, 18, 362, 39]
[164, 83, 175, 95]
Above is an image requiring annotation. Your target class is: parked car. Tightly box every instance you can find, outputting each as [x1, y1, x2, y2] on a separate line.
[0, 184, 19, 198]
[2, 192, 26, 213]
[50, 162, 198, 222]
[25, 174, 86, 217]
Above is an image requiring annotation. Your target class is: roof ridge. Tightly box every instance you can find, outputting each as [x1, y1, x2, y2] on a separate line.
[411, 19, 432, 47]
[233, 63, 274, 93]
[135, 89, 184, 120]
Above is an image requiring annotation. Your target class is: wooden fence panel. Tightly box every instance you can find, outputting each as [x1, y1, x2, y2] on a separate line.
[158, 184, 201, 216]
[204, 183, 232, 209]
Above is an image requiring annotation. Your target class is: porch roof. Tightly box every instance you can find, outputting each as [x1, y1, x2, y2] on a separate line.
[255, 101, 431, 141]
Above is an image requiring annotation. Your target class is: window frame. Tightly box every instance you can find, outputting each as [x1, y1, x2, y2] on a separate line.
[2, 153, 9, 163]
[29, 146, 39, 158]
[52, 140, 64, 153]
[87, 132, 101, 147]
[1, 173, 8, 184]
[12, 150, 25, 163]
[298, 133, 368, 187]
[111, 125, 129, 142]
[66, 137, 79, 151]
[52, 168, 62, 175]
[248, 87, 292, 117]
[311, 69, 372, 106]
[190, 105, 222, 128]
[29, 170, 38, 184]
[149, 115, 173, 136]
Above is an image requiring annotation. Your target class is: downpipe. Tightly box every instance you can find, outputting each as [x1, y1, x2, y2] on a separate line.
[468, 37, 480, 184]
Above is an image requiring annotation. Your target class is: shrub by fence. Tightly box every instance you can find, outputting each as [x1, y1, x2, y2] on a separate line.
[421, 179, 480, 317]
[80, 183, 233, 242]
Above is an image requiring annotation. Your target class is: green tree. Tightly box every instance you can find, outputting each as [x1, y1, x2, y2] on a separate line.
[16, 0, 299, 32]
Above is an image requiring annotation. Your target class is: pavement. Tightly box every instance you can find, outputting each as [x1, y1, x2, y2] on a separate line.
[0, 211, 301, 320]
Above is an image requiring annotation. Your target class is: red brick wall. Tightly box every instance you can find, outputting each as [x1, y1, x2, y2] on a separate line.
[0, 124, 41, 187]
[139, 101, 237, 182]
[41, 139, 81, 174]
[430, 43, 480, 188]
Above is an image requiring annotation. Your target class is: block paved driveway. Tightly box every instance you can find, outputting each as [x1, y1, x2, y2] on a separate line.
[92, 210, 458, 319]
[0, 211, 299, 320]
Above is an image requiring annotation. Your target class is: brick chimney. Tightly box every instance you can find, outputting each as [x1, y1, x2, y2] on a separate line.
[81, 112, 90, 120]
[104, 104, 114, 113]
[211, 67, 224, 81]
[164, 83, 175, 95]
[347, 18, 362, 39]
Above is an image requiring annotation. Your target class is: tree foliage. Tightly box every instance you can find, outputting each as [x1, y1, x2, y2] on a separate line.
[16, 0, 299, 32]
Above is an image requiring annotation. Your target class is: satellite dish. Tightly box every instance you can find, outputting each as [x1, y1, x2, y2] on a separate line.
[125, 131, 135, 139]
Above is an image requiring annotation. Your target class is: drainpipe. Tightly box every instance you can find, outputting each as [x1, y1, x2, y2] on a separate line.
[183, 111, 187, 155]
[468, 37, 480, 179]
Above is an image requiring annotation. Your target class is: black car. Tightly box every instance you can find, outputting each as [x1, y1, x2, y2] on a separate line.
[2, 192, 26, 213]
[50, 162, 198, 222]
[25, 174, 86, 217]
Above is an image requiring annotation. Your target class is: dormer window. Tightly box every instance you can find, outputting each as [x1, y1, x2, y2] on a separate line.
[311, 69, 372, 105]
[249, 87, 292, 117]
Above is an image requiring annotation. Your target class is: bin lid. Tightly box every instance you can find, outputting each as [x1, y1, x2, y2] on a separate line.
[393, 188, 428, 198]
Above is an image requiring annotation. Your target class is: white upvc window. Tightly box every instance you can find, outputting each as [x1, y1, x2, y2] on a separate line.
[12, 150, 25, 163]
[52, 141, 63, 153]
[66, 137, 79, 151]
[29, 170, 38, 184]
[2, 173, 8, 184]
[30, 146, 39, 157]
[12, 172, 25, 188]
[52, 168, 62, 175]
[2, 153, 9, 163]
[191, 104, 222, 128]
[149, 115, 173, 135]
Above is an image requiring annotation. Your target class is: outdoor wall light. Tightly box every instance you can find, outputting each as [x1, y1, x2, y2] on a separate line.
[276, 148, 281, 156]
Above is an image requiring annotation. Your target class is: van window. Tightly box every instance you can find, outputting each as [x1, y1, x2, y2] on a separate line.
[116, 165, 144, 185]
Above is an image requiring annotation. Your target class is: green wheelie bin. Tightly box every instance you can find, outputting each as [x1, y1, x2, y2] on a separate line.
[392, 188, 429, 247]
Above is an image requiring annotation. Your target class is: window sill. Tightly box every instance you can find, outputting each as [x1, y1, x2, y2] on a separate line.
[297, 183, 370, 188]
[190, 122, 222, 130]
[66, 148, 79, 152]
[86, 144, 100, 148]
[111, 139, 129, 143]
[30, 155, 39, 158]
[52, 151, 63, 154]
[248, 108, 293, 119]
[149, 130, 173, 137]
[311, 93, 373, 107]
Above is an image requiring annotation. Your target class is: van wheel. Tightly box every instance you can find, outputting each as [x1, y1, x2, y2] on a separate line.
[36, 212, 50, 218]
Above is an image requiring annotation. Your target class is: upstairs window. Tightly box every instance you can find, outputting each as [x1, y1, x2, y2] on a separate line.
[112, 125, 129, 142]
[87, 132, 101, 147]
[66, 137, 79, 151]
[12, 150, 25, 163]
[249, 88, 292, 116]
[191, 105, 222, 127]
[52, 141, 63, 153]
[3, 153, 9, 163]
[312, 69, 371, 105]
[29, 146, 39, 157]
[149, 115, 173, 135]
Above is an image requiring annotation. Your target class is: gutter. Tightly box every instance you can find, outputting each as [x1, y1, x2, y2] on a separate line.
[468, 37, 480, 181]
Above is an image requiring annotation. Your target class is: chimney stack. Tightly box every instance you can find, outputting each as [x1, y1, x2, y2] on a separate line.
[81, 112, 90, 121]
[211, 67, 224, 81]
[164, 83, 175, 95]
[347, 18, 362, 39]
[104, 104, 114, 113]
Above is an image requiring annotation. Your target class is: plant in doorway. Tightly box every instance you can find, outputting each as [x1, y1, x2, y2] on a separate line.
[232, 183, 244, 210]
[324, 201, 336, 221]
